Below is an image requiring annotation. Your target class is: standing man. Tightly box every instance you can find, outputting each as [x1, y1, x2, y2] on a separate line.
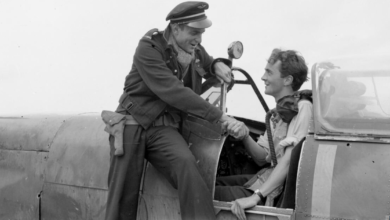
[105, 2, 237, 220]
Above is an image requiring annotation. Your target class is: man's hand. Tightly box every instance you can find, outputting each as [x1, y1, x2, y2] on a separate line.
[219, 114, 235, 134]
[219, 114, 249, 140]
[214, 61, 231, 84]
[231, 195, 259, 220]
[230, 200, 246, 220]
[279, 136, 297, 148]
[224, 120, 249, 140]
[266, 136, 298, 162]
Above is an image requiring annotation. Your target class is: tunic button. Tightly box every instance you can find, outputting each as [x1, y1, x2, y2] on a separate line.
[174, 69, 177, 72]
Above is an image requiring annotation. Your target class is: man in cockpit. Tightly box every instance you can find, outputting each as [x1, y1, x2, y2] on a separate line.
[215, 49, 313, 220]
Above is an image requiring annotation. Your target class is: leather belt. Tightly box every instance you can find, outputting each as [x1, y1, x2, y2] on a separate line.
[152, 113, 180, 128]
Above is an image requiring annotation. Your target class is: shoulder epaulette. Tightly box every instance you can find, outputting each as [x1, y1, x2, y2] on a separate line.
[143, 28, 162, 39]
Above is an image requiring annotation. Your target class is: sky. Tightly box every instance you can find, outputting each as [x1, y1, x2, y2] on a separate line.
[1, 0, 390, 120]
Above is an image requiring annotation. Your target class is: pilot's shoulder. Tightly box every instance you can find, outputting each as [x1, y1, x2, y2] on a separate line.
[298, 99, 313, 112]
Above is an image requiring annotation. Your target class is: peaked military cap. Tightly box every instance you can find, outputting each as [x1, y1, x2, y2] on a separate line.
[166, 1, 212, 28]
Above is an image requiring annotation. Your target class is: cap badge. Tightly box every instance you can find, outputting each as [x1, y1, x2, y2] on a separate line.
[198, 4, 206, 9]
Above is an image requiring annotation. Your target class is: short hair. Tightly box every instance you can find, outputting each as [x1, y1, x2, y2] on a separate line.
[267, 49, 308, 91]
[170, 23, 187, 31]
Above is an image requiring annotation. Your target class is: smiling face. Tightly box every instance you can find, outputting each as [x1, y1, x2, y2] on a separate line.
[261, 60, 293, 100]
[172, 24, 205, 53]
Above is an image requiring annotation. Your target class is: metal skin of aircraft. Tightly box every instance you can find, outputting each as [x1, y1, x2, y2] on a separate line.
[1, 43, 390, 220]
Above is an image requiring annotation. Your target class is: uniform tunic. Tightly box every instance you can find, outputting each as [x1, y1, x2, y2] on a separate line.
[106, 28, 229, 220]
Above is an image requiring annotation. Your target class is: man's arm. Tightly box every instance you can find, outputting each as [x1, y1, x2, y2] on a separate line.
[134, 37, 235, 124]
[227, 100, 313, 165]
[134, 38, 224, 123]
[223, 120, 268, 166]
[241, 136, 268, 167]
[255, 145, 292, 196]
[197, 44, 232, 83]
[213, 61, 232, 83]
[230, 145, 293, 218]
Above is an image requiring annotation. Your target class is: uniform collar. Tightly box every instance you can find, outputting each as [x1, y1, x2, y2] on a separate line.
[163, 25, 171, 44]
[162, 25, 176, 55]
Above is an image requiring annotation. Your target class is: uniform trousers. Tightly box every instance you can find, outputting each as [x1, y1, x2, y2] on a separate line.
[105, 125, 216, 220]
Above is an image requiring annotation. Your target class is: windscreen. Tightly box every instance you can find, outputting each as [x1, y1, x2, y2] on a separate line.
[314, 62, 390, 137]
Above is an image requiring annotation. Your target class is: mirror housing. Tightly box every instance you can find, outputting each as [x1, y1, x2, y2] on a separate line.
[228, 41, 244, 59]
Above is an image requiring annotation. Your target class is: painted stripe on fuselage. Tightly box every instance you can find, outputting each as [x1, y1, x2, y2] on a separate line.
[311, 144, 337, 216]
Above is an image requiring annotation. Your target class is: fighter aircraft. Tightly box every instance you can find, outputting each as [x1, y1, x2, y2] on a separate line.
[1, 42, 389, 220]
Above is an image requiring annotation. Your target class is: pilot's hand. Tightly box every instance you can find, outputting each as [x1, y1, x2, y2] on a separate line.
[231, 195, 259, 220]
[213, 61, 232, 84]
[231, 200, 246, 220]
[266, 137, 297, 162]
[219, 114, 235, 134]
[265, 137, 297, 162]
[279, 136, 298, 148]
[220, 114, 249, 140]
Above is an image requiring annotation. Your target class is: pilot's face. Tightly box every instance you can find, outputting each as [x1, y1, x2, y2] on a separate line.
[173, 25, 205, 53]
[262, 60, 285, 98]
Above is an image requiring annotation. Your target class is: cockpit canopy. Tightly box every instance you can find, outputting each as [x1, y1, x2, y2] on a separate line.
[312, 59, 390, 137]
